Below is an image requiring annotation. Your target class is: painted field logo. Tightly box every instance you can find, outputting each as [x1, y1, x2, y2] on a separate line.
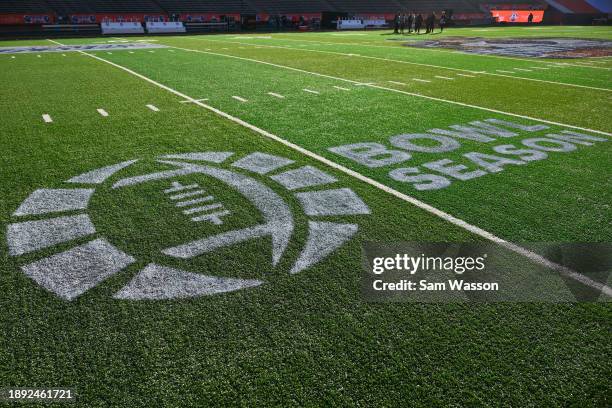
[7, 152, 370, 301]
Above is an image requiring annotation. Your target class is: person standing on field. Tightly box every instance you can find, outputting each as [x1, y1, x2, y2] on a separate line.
[439, 11, 447, 33]
[415, 13, 423, 34]
[407, 12, 414, 34]
[393, 12, 400, 34]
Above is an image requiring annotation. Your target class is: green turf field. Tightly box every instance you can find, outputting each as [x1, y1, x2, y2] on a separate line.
[1, 26, 611, 406]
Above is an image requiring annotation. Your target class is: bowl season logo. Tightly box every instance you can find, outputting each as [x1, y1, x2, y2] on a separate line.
[7, 152, 370, 301]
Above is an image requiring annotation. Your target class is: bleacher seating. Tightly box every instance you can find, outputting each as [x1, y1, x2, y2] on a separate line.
[546, 0, 599, 14]
[585, 0, 611, 13]
[476, 1, 544, 9]
[154, 0, 256, 13]
[247, 1, 330, 14]
[0, 0, 552, 17]
[0, 1, 49, 13]
[43, 0, 164, 14]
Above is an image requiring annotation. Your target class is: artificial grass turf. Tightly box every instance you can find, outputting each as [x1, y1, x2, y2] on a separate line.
[0, 28, 611, 406]
[184, 35, 612, 89]
[77, 45, 612, 243]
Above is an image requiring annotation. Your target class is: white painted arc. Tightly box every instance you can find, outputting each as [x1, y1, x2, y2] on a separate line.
[7, 214, 96, 256]
[67, 160, 138, 184]
[290, 222, 358, 274]
[113, 263, 263, 300]
[51, 41, 612, 296]
[161, 152, 234, 163]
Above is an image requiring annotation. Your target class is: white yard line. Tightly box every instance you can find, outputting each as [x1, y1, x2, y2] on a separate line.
[192, 37, 612, 92]
[412, 78, 431, 83]
[303, 89, 320, 94]
[267, 36, 612, 71]
[170, 45, 611, 136]
[267, 92, 285, 98]
[97, 108, 109, 117]
[496, 70, 515, 74]
[456, 73, 476, 77]
[333, 85, 350, 91]
[435, 76, 454, 80]
[42, 114, 53, 123]
[232, 95, 248, 102]
[146, 104, 160, 112]
[388, 81, 407, 85]
[48, 41, 612, 295]
[180, 98, 208, 103]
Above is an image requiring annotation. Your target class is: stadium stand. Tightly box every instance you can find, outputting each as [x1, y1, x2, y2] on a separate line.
[544, 0, 599, 14]
[0, 0, 607, 38]
[154, 0, 255, 13]
[586, 0, 611, 13]
[45, 0, 164, 14]
[0, 1, 49, 13]
[247, 0, 330, 14]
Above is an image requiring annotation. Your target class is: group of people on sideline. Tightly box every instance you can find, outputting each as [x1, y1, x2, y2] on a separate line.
[393, 11, 447, 34]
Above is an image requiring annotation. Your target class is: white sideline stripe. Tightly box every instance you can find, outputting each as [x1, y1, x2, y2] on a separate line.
[268, 92, 285, 98]
[333, 86, 350, 91]
[354, 82, 375, 86]
[388, 80, 407, 85]
[37, 55, 41, 58]
[97, 108, 109, 117]
[496, 70, 515, 74]
[456, 73, 475, 77]
[170, 45, 611, 136]
[514, 68, 532, 72]
[435, 75, 454, 80]
[42, 114, 53, 123]
[146, 104, 160, 112]
[62, 54, 66, 57]
[412, 78, 431, 83]
[193, 37, 612, 92]
[129, 51, 134, 54]
[11, 56, 15, 59]
[57, 44, 612, 296]
[232, 95, 248, 102]
[303, 89, 319, 94]
[180, 98, 208, 103]
[530, 66, 549, 70]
